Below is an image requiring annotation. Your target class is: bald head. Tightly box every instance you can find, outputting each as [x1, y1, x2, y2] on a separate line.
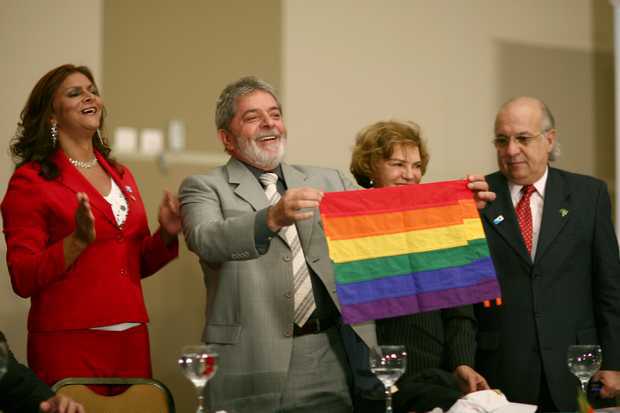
[494, 96, 558, 185]
[495, 97, 555, 133]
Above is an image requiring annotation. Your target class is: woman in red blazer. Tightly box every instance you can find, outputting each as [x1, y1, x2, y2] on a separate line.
[1, 64, 181, 389]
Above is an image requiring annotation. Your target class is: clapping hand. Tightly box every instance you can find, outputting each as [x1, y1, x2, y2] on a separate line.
[64, 193, 95, 267]
[74, 192, 95, 246]
[158, 190, 182, 245]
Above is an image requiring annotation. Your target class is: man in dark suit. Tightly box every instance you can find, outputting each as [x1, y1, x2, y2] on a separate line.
[0, 331, 84, 413]
[475, 97, 620, 411]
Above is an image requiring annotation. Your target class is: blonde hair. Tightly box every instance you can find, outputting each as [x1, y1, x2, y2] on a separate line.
[350, 120, 430, 188]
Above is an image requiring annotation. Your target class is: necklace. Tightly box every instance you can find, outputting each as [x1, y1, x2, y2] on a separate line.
[68, 157, 98, 169]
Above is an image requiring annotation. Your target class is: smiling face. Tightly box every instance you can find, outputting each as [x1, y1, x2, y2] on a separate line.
[372, 143, 422, 188]
[219, 90, 287, 170]
[495, 98, 555, 185]
[51, 72, 102, 139]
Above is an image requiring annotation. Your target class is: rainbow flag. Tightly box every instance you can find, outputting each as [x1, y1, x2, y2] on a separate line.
[319, 179, 500, 324]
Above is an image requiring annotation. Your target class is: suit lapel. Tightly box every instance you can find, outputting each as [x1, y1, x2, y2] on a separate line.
[481, 172, 532, 264]
[226, 158, 292, 246]
[226, 158, 270, 212]
[97, 153, 140, 229]
[281, 163, 315, 251]
[535, 168, 571, 262]
[53, 150, 117, 227]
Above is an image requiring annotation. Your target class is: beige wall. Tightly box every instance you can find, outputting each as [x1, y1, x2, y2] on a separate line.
[283, 0, 614, 191]
[1, 0, 615, 410]
[0, 0, 103, 363]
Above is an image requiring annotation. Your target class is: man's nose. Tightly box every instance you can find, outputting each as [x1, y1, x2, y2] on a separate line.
[504, 138, 521, 156]
[261, 114, 275, 128]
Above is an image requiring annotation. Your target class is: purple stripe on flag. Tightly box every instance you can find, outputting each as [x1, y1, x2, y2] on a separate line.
[342, 278, 502, 324]
[336, 257, 496, 305]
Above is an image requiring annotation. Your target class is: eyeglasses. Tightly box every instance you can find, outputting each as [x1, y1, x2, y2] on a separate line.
[492, 131, 547, 148]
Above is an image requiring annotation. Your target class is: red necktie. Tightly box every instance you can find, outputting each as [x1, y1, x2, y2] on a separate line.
[515, 184, 536, 254]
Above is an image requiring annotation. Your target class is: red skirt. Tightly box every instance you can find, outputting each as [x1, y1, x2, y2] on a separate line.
[28, 324, 152, 388]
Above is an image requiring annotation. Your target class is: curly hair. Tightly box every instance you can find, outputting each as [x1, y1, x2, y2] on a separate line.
[10, 64, 116, 179]
[350, 120, 430, 188]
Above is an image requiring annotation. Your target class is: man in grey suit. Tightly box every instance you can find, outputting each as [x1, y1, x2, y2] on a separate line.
[179, 76, 377, 412]
[475, 97, 620, 411]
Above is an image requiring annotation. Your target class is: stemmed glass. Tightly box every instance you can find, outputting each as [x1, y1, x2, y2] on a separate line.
[0, 339, 8, 380]
[178, 344, 219, 413]
[369, 345, 407, 413]
[567, 344, 602, 393]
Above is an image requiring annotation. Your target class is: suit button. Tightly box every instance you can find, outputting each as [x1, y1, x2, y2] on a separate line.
[283, 255, 291, 262]
[284, 291, 292, 299]
[284, 328, 293, 337]
[116, 234, 124, 242]
[120, 268, 127, 276]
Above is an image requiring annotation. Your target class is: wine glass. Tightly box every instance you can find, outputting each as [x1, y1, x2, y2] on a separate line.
[179, 344, 219, 413]
[369, 345, 407, 413]
[0, 339, 8, 380]
[567, 344, 602, 393]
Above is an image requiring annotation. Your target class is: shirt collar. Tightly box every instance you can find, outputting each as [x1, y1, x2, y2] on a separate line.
[240, 161, 284, 184]
[508, 166, 548, 199]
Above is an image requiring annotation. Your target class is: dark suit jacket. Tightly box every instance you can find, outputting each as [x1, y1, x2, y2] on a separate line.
[0, 331, 54, 413]
[475, 168, 620, 411]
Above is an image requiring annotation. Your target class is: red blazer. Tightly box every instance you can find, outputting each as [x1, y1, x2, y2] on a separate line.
[1, 150, 178, 332]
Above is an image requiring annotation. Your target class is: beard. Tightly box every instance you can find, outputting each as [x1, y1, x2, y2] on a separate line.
[234, 130, 287, 170]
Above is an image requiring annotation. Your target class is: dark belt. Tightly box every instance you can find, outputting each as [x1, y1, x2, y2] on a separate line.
[293, 317, 338, 336]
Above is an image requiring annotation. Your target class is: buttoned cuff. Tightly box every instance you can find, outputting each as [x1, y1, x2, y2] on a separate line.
[254, 207, 278, 254]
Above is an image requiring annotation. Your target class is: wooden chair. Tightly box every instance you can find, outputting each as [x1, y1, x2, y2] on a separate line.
[51, 377, 175, 413]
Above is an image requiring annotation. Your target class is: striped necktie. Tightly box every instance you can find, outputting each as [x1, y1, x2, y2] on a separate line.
[259, 173, 316, 326]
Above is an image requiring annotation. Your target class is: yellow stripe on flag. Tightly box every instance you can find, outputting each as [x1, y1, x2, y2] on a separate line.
[326, 218, 485, 263]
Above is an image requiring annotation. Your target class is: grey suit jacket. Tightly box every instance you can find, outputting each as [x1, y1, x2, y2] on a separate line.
[180, 158, 377, 411]
[474, 168, 620, 411]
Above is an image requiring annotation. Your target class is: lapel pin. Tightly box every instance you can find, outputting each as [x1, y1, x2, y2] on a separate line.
[125, 185, 133, 193]
[492, 215, 504, 225]
[559, 208, 568, 217]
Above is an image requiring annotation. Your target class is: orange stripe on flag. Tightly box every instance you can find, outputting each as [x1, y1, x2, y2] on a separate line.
[323, 199, 478, 240]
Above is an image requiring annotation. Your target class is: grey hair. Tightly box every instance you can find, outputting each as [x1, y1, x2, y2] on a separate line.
[539, 100, 560, 161]
[215, 76, 281, 131]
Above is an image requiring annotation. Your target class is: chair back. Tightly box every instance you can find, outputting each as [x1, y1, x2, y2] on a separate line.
[51, 377, 175, 413]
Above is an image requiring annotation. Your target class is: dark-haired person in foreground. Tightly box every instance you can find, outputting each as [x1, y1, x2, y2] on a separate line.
[0, 331, 84, 413]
